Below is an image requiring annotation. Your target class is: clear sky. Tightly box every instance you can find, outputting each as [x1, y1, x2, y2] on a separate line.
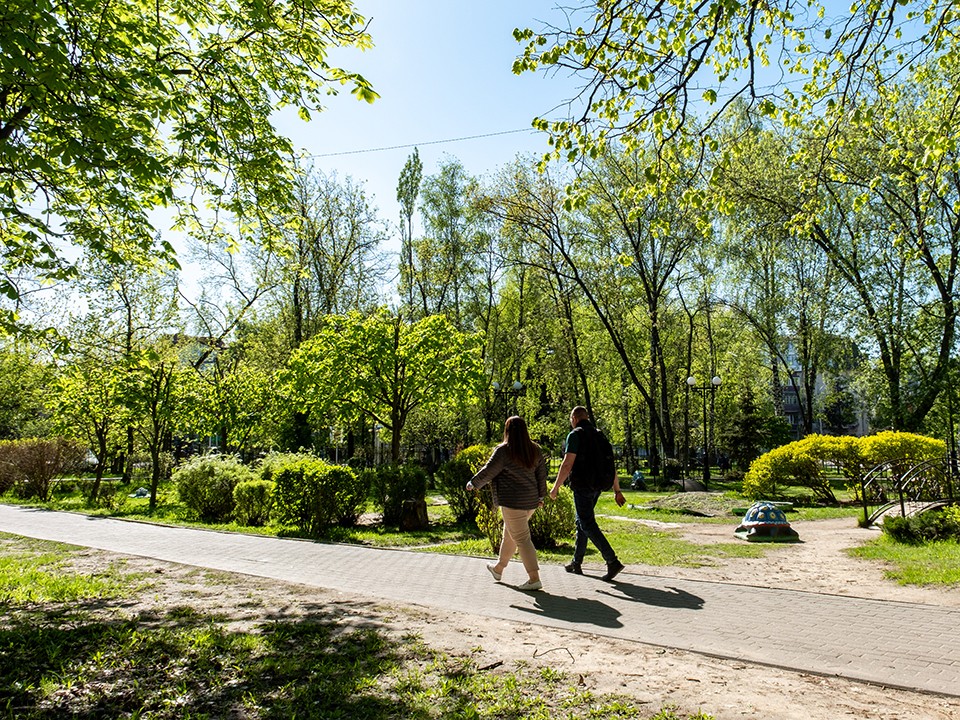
[274, 0, 576, 238]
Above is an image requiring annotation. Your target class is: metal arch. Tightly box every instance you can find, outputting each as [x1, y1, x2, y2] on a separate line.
[859, 460, 900, 526]
[861, 455, 956, 526]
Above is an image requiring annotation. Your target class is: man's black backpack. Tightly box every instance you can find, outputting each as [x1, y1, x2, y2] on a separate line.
[573, 425, 617, 492]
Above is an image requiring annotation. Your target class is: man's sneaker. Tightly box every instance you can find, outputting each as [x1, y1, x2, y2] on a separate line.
[517, 579, 542, 591]
[564, 562, 582, 575]
[601, 560, 625, 582]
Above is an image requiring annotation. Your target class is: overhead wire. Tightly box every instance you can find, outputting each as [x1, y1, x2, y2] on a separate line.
[306, 127, 538, 158]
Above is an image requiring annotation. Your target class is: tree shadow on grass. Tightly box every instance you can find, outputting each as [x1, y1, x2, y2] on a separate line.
[0, 597, 434, 720]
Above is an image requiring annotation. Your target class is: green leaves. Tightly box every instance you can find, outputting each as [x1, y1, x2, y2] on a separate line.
[2, 0, 377, 328]
[285, 310, 483, 459]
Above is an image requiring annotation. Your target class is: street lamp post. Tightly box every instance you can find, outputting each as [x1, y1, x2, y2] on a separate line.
[683, 379, 691, 492]
[686, 375, 722, 490]
[492, 380, 524, 419]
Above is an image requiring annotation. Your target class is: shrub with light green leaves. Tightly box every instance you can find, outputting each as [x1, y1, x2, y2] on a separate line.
[269, 456, 366, 536]
[174, 454, 256, 523]
[860, 431, 945, 473]
[743, 432, 946, 503]
[233, 479, 274, 526]
[742, 442, 822, 501]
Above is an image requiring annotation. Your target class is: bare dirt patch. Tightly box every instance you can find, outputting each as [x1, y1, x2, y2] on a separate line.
[59, 518, 960, 719]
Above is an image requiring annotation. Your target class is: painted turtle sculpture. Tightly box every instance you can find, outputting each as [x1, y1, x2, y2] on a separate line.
[734, 501, 800, 542]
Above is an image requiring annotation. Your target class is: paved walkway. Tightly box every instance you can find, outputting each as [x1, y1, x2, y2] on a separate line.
[1, 504, 958, 697]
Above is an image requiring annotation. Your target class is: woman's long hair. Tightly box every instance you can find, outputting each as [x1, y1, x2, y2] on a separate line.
[503, 415, 539, 468]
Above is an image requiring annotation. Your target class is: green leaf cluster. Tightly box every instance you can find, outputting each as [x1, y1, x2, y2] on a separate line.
[743, 431, 945, 502]
[270, 455, 365, 536]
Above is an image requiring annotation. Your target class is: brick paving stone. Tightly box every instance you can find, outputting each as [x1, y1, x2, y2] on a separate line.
[1, 503, 958, 697]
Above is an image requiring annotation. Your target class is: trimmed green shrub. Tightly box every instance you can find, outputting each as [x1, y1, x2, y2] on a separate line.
[368, 464, 427, 526]
[433, 444, 493, 523]
[257, 451, 313, 484]
[233, 479, 275, 527]
[269, 456, 365, 536]
[0, 437, 85, 500]
[327, 464, 368, 526]
[882, 506, 960, 544]
[174, 454, 255, 522]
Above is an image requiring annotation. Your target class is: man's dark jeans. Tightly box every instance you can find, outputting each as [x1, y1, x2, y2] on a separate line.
[572, 488, 617, 565]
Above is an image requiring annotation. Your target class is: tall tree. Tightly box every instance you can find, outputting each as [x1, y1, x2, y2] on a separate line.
[410, 157, 484, 327]
[397, 148, 424, 313]
[275, 166, 388, 449]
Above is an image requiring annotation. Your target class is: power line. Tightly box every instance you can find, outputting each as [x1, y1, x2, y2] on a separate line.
[307, 127, 538, 158]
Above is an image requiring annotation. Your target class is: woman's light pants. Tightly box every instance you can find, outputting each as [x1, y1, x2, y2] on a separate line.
[498, 506, 539, 576]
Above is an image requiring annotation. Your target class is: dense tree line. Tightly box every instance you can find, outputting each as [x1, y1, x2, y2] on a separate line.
[4, 0, 960, 489]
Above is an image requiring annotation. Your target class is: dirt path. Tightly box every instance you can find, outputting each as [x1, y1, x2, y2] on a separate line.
[648, 516, 960, 607]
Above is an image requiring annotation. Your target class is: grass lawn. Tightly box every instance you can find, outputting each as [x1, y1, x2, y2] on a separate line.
[850, 534, 960, 586]
[0, 532, 714, 720]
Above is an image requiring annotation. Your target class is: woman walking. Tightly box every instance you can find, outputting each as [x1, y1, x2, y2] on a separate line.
[466, 416, 548, 591]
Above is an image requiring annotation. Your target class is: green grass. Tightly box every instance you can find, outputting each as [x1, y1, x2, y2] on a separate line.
[850, 534, 960, 586]
[0, 534, 714, 720]
[0, 534, 143, 604]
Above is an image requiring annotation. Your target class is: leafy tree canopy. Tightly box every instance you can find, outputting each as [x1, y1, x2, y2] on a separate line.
[514, 0, 958, 178]
[1, 0, 376, 332]
[284, 310, 484, 460]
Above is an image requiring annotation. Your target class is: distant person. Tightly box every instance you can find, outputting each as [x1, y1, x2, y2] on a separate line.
[467, 415, 548, 591]
[549, 406, 626, 581]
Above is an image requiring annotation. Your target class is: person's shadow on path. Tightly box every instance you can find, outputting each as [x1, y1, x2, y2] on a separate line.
[510, 591, 623, 628]
[597, 580, 704, 610]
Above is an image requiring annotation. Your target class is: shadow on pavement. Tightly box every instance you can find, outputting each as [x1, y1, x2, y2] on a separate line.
[510, 592, 623, 628]
[597, 582, 704, 610]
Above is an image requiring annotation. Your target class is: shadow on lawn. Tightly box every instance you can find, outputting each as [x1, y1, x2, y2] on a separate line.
[0, 597, 427, 720]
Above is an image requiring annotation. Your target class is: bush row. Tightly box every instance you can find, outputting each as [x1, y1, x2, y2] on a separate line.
[0, 437, 581, 550]
[173, 452, 372, 536]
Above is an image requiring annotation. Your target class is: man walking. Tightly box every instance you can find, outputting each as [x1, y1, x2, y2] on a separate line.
[549, 406, 626, 581]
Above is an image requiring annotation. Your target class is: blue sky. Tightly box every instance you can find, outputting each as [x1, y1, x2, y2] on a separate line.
[274, 0, 576, 236]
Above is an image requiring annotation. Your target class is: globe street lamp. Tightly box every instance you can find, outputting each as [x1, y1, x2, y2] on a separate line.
[686, 375, 722, 490]
[492, 380, 524, 419]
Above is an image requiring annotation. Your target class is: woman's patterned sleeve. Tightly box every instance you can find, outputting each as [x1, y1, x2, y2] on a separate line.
[470, 445, 505, 490]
